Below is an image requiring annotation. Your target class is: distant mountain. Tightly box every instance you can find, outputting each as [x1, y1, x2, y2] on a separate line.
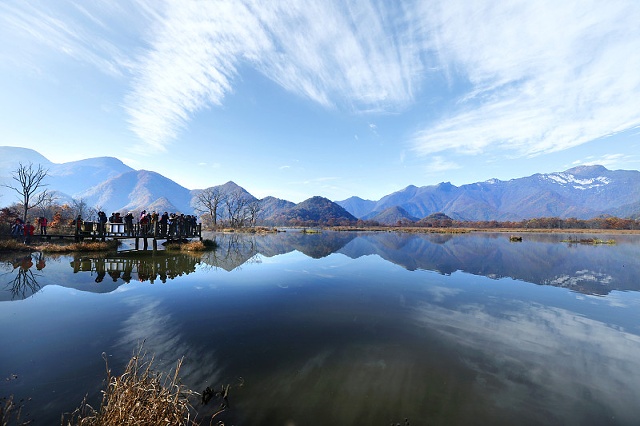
[0, 147, 132, 202]
[76, 170, 193, 214]
[259, 196, 296, 223]
[338, 165, 640, 221]
[270, 196, 357, 225]
[337, 196, 376, 218]
[213, 181, 257, 201]
[3, 146, 640, 223]
[48, 157, 134, 197]
[416, 212, 454, 227]
[364, 206, 418, 225]
[0, 146, 52, 170]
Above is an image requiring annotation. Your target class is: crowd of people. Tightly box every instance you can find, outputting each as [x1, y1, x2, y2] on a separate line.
[11, 217, 47, 244]
[91, 210, 200, 237]
[8, 210, 199, 244]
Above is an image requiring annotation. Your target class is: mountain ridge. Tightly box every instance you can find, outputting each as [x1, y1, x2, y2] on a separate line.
[1, 146, 640, 222]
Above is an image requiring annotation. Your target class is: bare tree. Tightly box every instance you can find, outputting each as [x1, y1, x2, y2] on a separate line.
[193, 187, 225, 228]
[2, 162, 49, 223]
[37, 191, 58, 219]
[72, 198, 89, 219]
[247, 200, 262, 227]
[224, 190, 251, 228]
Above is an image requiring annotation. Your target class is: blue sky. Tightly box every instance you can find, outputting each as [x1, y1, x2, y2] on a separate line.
[1, 0, 639, 203]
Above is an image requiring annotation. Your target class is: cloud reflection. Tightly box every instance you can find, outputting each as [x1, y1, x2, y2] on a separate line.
[117, 296, 221, 393]
[412, 298, 640, 424]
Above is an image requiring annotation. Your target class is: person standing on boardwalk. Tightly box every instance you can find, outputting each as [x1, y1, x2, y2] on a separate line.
[160, 212, 169, 235]
[97, 211, 108, 235]
[39, 216, 48, 235]
[124, 212, 134, 236]
[23, 221, 35, 245]
[11, 218, 23, 239]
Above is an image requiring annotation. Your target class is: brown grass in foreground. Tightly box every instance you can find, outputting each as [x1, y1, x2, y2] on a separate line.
[0, 239, 119, 253]
[40, 241, 120, 253]
[1, 394, 31, 426]
[0, 239, 31, 252]
[166, 239, 217, 252]
[62, 348, 220, 426]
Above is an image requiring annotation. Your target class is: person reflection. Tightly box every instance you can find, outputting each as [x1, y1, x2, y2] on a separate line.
[19, 255, 33, 271]
[122, 260, 133, 283]
[36, 253, 46, 271]
[108, 270, 121, 282]
[94, 258, 106, 283]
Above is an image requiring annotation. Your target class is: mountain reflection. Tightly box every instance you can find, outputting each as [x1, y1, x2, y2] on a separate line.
[2, 231, 638, 300]
[214, 231, 640, 296]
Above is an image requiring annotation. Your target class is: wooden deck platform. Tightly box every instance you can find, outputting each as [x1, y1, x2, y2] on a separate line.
[6, 222, 202, 248]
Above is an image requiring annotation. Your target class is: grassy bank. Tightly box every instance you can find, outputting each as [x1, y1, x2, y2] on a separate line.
[0, 239, 120, 253]
[165, 239, 217, 252]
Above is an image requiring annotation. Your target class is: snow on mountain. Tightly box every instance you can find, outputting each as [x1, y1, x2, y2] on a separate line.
[338, 165, 640, 221]
[542, 172, 612, 190]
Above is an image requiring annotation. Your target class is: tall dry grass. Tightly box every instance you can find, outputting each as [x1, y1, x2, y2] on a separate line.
[1, 394, 31, 426]
[62, 348, 222, 426]
[41, 241, 120, 253]
[165, 239, 217, 252]
[0, 239, 119, 253]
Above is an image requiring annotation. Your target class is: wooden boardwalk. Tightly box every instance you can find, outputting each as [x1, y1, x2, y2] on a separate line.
[11, 222, 202, 249]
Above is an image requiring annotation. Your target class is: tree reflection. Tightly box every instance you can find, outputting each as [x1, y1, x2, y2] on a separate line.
[1, 252, 43, 300]
[200, 234, 260, 272]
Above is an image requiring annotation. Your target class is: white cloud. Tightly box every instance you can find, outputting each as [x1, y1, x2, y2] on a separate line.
[570, 154, 637, 169]
[425, 155, 461, 173]
[5, 0, 640, 160]
[0, 1, 143, 76]
[123, 0, 423, 150]
[410, 0, 640, 159]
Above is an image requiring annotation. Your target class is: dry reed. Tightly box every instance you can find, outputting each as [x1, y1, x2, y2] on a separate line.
[41, 241, 120, 253]
[0, 239, 31, 252]
[166, 239, 217, 252]
[62, 348, 206, 426]
[1, 394, 31, 426]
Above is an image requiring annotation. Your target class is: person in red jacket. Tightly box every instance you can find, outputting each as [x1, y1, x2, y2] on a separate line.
[23, 221, 35, 245]
[39, 216, 48, 235]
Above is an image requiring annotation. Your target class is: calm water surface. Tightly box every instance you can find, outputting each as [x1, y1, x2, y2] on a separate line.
[2, 231, 640, 425]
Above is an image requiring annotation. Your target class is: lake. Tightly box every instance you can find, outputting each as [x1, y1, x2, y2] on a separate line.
[2, 230, 640, 425]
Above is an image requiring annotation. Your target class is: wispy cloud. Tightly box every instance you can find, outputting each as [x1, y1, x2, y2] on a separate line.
[123, 0, 423, 150]
[570, 154, 637, 169]
[410, 0, 640, 159]
[0, 1, 142, 76]
[412, 299, 640, 421]
[425, 155, 461, 173]
[4, 0, 639, 161]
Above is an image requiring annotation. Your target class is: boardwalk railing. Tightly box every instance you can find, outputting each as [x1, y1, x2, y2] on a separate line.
[0, 222, 202, 245]
[77, 221, 202, 241]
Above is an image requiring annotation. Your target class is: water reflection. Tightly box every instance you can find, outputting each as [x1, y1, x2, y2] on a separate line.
[2, 231, 639, 302]
[0, 251, 204, 301]
[3, 231, 640, 424]
[339, 232, 640, 295]
[210, 231, 640, 295]
[70, 252, 201, 284]
[0, 252, 44, 300]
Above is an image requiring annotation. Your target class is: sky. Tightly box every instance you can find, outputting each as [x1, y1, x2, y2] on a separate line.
[1, 0, 640, 203]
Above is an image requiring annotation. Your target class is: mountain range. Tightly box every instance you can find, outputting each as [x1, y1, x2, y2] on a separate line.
[338, 165, 640, 221]
[1, 146, 640, 223]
